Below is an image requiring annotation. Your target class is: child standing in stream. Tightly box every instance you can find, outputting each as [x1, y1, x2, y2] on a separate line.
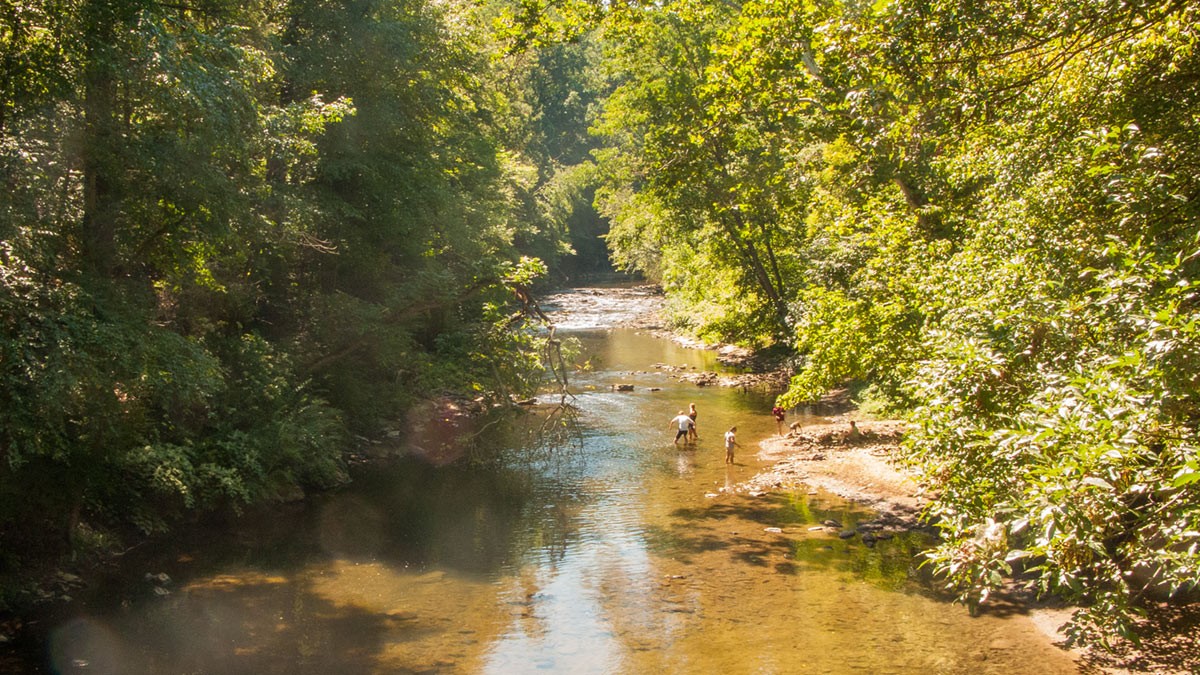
[724, 426, 741, 464]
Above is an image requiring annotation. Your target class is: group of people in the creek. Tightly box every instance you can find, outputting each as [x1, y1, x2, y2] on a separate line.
[668, 403, 858, 465]
[668, 402, 797, 464]
[668, 402, 742, 464]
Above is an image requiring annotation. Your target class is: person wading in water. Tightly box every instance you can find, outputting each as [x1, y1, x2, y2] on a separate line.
[724, 426, 741, 464]
[670, 410, 696, 445]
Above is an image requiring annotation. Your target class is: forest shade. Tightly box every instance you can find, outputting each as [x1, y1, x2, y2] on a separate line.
[4, 0, 1200, 648]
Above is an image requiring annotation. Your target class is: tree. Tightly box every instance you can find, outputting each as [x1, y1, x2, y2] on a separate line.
[0, 0, 571, 591]
[591, 0, 803, 340]
[498, 0, 1200, 643]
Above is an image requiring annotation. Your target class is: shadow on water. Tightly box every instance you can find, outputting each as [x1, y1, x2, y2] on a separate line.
[6, 310, 1087, 675]
[646, 490, 937, 593]
[35, 448, 563, 674]
[49, 580, 405, 675]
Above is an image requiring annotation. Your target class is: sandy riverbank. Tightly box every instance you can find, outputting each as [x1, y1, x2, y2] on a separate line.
[748, 419, 922, 511]
[743, 417, 1199, 675]
[551, 284, 1197, 674]
[741, 418, 1099, 667]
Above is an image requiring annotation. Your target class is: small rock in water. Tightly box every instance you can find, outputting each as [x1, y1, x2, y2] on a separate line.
[807, 526, 826, 531]
[764, 527, 783, 533]
[822, 519, 842, 528]
[838, 530, 857, 539]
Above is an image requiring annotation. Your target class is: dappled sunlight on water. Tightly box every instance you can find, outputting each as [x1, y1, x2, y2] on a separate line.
[306, 561, 504, 672]
[24, 309, 1082, 674]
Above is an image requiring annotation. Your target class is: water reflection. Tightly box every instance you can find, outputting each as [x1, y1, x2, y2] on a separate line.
[19, 321, 1081, 674]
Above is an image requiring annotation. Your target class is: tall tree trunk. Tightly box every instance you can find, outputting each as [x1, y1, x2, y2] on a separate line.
[727, 210, 789, 324]
[893, 175, 947, 238]
[80, 0, 127, 276]
[701, 138, 791, 329]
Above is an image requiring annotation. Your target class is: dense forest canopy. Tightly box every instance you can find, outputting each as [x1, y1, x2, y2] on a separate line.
[3, 0, 1199, 648]
[508, 0, 1200, 644]
[0, 0, 606, 590]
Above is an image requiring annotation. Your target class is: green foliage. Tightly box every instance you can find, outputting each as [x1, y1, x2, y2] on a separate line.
[0, 252, 346, 546]
[503, 255, 549, 288]
[6, 0, 1194, 647]
[0, 0, 576, 584]
[513, 0, 1200, 645]
[590, 0, 800, 336]
[909, 238, 1200, 644]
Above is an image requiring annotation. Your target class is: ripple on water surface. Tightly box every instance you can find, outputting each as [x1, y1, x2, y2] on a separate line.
[539, 286, 663, 331]
[16, 294, 1083, 675]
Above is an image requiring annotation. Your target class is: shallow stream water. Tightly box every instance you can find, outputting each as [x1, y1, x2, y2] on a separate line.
[14, 288, 1079, 674]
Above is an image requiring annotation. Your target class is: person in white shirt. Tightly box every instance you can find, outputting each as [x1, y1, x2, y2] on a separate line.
[669, 411, 695, 444]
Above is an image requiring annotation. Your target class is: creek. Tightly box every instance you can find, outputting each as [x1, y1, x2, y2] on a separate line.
[13, 287, 1078, 674]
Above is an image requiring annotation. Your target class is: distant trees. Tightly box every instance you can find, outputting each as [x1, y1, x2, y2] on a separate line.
[506, 0, 1200, 644]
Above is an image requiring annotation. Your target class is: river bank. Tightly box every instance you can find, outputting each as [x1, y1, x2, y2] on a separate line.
[566, 283, 1198, 675]
[8, 284, 1182, 673]
[742, 416, 1200, 675]
[749, 419, 921, 512]
[744, 420, 1079, 650]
